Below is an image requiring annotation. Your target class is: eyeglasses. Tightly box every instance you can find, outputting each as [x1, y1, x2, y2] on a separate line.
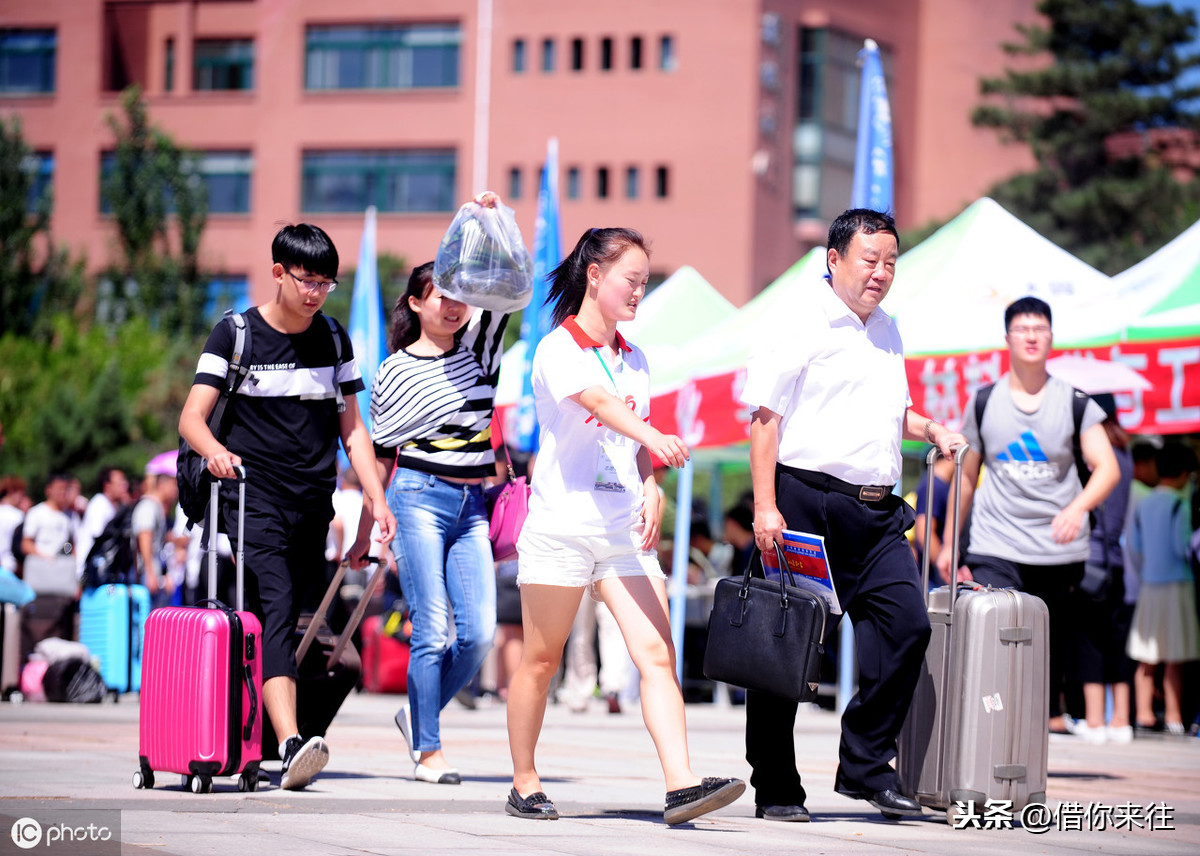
[287, 270, 338, 293]
[1008, 324, 1051, 337]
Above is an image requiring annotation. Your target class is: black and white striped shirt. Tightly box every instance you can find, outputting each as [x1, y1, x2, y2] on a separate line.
[370, 309, 509, 479]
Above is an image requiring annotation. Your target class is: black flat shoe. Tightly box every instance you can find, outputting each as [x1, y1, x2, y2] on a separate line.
[664, 776, 746, 825]
[505, 787, 559, 820]
[756, 804, 811, 822]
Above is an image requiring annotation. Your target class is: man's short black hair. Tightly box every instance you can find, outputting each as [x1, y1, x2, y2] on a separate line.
[826, 209, 899, 278]
[1131, 441, 1159, 464]
[1004, 296, 1052, 332]
[1157, 442, 1198, 479]
[272, 223, 339, 280]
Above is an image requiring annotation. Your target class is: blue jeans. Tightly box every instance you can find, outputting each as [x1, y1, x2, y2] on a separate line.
[387, 468, 496, 753]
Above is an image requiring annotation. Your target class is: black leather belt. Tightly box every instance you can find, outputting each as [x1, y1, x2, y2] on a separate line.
[779, 465, 894, 503]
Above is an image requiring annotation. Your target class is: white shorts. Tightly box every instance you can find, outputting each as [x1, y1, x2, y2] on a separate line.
[516, 527, 664, 590]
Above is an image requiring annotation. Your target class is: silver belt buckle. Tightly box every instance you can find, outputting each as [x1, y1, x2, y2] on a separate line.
[858, 485, 886, 502]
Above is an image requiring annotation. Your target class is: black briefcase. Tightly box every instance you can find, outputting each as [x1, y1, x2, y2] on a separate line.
[702, 544, 828, 702]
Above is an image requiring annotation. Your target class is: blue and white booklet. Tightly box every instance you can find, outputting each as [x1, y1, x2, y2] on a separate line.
[760, 529, 841, 615]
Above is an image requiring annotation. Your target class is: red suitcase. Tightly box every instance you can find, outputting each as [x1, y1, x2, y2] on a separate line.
[135, 470, 263, 793]
[361, 614, 409, 694]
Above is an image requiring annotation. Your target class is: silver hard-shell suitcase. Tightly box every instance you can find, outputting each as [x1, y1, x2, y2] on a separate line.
[897, 445, 1050, 818]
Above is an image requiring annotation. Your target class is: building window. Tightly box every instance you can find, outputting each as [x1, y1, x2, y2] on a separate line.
[164, 38, 175, 92]
[0, 28, 56, 94]
[566, 166, 580, 200]
[655, 165, 669, 198]
[630, 36, 643, 70]
[205, 275, 249, 321]
[100, 150, 253, 214]
[625, 166, 639, 199]
[22, 151, 53, 212]
[600, 37, 613, 71]
[508, 166, 522, 200]
[512, 38, 526, 73]
[596, 166, 609, 199]
[305, 24, 460, 90]
[794, 28, 890, 220]
[659, 35, 676, 71]
[301, 149, 456, 213]
[199, 151, 253, 213]
[541, 37, 555, 72]
[193, 39, 254, 91]
[571, 37, 584, 71]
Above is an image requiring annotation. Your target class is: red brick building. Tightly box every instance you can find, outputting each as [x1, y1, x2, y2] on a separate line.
[1, 0, 1037, 309]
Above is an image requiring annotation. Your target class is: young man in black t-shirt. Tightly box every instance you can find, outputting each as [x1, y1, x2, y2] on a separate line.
[179, 224, 395, 790]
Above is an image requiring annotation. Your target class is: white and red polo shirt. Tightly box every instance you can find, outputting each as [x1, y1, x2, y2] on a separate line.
[523, 316, 652, 537]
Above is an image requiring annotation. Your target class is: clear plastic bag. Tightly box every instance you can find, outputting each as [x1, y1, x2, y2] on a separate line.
[433, 200, 534, 314]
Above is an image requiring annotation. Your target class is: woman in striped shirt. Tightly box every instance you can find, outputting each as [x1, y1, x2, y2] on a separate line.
[351, 193, 521, 785]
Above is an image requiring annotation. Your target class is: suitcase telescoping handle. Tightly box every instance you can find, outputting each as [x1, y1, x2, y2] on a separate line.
[920, 444, 970, 609]
[205, 464, 247, 612]
[294, 557, 385, 670]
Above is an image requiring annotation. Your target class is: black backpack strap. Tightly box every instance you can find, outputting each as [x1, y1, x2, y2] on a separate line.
[322, 314, 346, 414]
[973, 382, 995, 461]
[1070, 387, 1091, 488]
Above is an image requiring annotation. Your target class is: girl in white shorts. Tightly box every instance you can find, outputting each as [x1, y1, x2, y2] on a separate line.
[503, 227, 744, 824]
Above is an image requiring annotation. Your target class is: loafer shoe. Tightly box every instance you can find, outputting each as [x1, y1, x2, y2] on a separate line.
[413, 763, 461, 785]
[867, 788, 924, 818]
[756, 804, 810, 822]
[394, 704, 421, 763]
[505, 787, 559, 820]
[664, 776, 746, 825]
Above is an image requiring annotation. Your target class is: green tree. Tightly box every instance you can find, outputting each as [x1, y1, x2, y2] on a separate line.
[974, 0, 1200, 273]
[101, 86, 209, 335]
[0, 116, 85, 340]
[0, 315, 196, 491]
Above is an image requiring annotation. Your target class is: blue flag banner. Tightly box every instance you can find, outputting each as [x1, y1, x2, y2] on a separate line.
[851, 39, 893, 214]
[513, 138, 561, 453]
[348, 205, 386, 432]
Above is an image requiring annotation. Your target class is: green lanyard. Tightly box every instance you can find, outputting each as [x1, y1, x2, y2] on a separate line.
[591, 347, 620, 395]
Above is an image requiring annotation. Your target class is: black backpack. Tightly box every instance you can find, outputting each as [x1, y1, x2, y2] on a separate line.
[177, 311, 254, 528]
[81, 504, 136, 588]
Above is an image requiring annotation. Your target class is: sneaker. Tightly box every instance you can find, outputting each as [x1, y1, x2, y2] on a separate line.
[280, 736, 329, 790]
[1165, 721, 1186, 736]
[1106, 725, 1133, 744]
[1066, 719, 1107, 745]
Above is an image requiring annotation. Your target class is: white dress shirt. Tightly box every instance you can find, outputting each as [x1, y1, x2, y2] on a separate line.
[740, 279, 911, 486]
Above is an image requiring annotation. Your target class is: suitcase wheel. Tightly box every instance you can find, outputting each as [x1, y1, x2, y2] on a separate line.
[187, 774, 212, 794]
[238, 772, 258, 793]
[132, 769, 154, 789]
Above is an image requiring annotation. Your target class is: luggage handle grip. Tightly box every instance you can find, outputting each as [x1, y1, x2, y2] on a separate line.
[242, 660, 257, 742]
[920, 443, 970, 608]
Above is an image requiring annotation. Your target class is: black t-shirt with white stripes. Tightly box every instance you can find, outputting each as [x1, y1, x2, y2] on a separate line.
[370, 309, 508, 479]
[193, 307, 363, 507]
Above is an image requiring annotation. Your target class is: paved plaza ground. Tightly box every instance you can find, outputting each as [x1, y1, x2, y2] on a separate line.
[1, 690, 1198, 856]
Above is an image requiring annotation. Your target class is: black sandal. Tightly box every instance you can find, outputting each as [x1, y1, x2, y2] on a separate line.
[505, 787, 559, 820]
[664, 777, 746, 825]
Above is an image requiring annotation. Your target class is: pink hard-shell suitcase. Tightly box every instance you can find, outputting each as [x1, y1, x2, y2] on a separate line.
[135, 470, 262, 793]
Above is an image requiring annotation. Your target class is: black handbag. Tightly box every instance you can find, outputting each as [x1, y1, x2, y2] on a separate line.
[702, 543, 829, 702]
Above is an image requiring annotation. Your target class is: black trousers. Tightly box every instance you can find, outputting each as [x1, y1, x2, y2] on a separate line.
[221, 485, 333, 682]
[745, 468, 931, 806]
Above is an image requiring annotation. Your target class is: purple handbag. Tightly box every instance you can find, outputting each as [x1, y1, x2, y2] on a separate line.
[486, 424, 530, 561]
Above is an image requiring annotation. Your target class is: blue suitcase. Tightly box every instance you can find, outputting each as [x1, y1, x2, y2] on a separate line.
[79, 583, 151, 696]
